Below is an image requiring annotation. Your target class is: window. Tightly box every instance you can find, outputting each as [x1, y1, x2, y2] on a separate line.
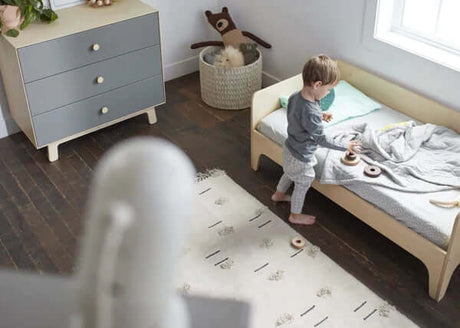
[369, 0, 460, 71]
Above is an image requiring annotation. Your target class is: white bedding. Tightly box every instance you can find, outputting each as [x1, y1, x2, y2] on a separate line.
[256, 106, 459, 249]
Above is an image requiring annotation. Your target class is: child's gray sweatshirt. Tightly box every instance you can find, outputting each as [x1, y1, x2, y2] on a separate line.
[285, 91, 347, 163]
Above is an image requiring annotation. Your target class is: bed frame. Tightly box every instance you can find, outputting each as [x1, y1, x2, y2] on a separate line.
[250, 60, 460, 302]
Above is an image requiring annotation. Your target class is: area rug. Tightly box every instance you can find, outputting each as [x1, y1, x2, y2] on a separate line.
[176, 170, 418, 328]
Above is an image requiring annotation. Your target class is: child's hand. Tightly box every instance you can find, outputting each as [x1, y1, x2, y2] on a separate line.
[347, 140, 362, 153]
[322, 112, 333, 122]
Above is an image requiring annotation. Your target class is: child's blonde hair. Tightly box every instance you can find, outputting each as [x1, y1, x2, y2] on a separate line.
[302, 54, 340, 86]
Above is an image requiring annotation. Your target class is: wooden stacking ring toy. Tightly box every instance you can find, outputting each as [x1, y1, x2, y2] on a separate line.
[340, 151, 360, 166]
[291, 237, 306, 249]
[364, 165, 381, 178]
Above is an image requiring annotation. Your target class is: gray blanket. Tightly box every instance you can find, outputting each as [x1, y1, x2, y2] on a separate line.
[319, 122, 460, 192]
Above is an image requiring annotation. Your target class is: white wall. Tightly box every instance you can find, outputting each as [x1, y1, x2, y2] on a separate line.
[0, 0, 219, 138]
[218, 0, 460, 111]
[141, 0, 219, 81]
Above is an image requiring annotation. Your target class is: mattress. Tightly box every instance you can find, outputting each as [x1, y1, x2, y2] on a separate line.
[256, 106, 458, 249]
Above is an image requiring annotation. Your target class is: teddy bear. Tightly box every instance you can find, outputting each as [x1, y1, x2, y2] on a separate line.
[191, 7, 271, 50]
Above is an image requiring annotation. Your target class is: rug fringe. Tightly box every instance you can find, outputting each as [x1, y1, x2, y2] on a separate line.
[196, 169, 226, 182]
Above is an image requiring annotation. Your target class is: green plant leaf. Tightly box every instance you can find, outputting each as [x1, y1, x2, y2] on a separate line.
[1, 0, 59, 36]
[5, 29, 19, 37]
[41, 8, 57, 22]
[20, 11, 36, 30]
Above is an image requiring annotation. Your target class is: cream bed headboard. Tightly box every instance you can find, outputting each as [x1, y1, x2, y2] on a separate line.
[251, 60, 460, 134]
[337, 60, 460, 133]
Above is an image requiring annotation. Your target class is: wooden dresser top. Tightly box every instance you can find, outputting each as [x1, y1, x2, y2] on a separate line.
[2, 0, 157, 49]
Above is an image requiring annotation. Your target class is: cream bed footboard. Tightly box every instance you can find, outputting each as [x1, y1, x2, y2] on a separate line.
[250, 60, 460, 302]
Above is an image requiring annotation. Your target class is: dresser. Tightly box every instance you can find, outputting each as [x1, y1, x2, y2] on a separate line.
[0, 0, 164, 161]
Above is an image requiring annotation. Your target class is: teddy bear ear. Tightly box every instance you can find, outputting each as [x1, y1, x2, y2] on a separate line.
[205, 10, 212, 17]
[222, 7, 228, 13]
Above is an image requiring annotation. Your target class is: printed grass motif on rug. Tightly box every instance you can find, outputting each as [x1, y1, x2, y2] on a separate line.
[176, 170, 418, 328]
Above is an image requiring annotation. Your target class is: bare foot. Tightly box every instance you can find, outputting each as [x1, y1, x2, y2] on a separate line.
[271, 191, 291, 202]
[288, 213, 316, 225]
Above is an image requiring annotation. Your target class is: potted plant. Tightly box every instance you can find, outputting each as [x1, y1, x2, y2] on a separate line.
[0, 0, 57, 37]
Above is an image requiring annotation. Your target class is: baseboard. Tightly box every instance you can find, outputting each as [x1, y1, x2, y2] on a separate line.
[262, 71, 281, 87]
[164, 56, 199, 82]
[164, 58, 281, 87]
[0, 117, 19, 139]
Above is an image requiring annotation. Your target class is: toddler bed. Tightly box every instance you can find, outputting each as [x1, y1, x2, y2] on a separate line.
[250, 60, 460, 301]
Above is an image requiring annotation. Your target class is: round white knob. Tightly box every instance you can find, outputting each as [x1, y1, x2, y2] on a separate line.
[92, 43, 100, 51]
[101, 107, 109, 114]
[97, 0, 103, 6]
[96, 76, 104, 84]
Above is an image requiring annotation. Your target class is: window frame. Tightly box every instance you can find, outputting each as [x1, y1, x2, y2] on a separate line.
[363, 0, 460, 72]
[391, 0, 460, 55]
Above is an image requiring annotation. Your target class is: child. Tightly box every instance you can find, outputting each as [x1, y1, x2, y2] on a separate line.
[271, 54, 361, 225]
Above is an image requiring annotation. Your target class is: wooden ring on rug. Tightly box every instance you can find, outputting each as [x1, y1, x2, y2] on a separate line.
[364, 165, 381, 177]
[291, 237, 306, 249]
[341, 151, 360, 166]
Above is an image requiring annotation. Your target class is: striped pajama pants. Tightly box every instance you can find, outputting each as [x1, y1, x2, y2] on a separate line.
[276, 147, 316, 214]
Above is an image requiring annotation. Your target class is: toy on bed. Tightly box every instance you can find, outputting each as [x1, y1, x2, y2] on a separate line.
[430, 196, 460, 208]
[341, 151, 360, 166]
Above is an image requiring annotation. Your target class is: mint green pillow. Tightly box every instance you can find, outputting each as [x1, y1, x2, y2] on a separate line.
[324, 81, 381, 127]
[320, 88, 335, 111]
[278, 81, 381, 127]
[280, 95, 289, 109]
[279, 89, 335, 111]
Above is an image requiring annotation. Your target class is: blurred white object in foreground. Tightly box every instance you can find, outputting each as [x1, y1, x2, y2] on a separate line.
[0, 137, 250, 328]
[75, 137, 195, 328]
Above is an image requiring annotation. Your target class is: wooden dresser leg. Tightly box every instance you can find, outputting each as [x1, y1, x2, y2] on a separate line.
[47, 143, 59, 162]
[147, 107, 157, 125]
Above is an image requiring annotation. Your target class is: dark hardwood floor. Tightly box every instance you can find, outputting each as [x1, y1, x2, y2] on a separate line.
[0, 72, 458, 327]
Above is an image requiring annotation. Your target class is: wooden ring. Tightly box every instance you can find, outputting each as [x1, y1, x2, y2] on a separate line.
[364, 165, 381, 177]
[346, 151, 357, 160]
[291, 237, 306, 249]
[341, 152, 360, 166]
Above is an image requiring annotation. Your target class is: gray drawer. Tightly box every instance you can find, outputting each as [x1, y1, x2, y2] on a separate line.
[33, 75, 164, 147]
[26, 45, 161, 116]
[19, 13, 159, 83]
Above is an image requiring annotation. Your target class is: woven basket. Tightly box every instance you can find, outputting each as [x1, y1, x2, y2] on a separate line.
[199, 46, 262, 110]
